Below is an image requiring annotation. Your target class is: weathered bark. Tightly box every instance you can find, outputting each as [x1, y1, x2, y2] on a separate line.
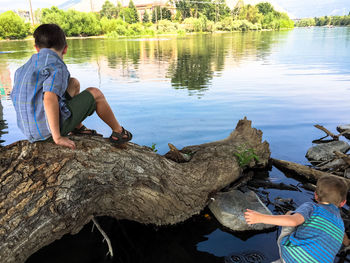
[272, 158, 350, 187]
[0, 118, 269, 263]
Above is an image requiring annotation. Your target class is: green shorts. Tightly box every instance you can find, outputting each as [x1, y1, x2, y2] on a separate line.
[60, 90, 96, 136]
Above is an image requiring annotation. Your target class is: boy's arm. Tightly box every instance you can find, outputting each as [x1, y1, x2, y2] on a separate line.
[244, 209, 305, 227]
[43, 91, 75, 150]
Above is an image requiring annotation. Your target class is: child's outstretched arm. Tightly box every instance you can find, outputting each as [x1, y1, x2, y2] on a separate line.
[244, 209, 305, 227]
[44, 91, 76, 150]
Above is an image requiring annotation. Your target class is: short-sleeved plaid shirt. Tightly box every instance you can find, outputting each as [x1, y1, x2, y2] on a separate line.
[10, 48, 71, 142]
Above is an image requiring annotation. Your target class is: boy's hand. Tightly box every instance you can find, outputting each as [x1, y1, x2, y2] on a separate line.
[244, 209, 263, 224]
[54, 136, 76, 150]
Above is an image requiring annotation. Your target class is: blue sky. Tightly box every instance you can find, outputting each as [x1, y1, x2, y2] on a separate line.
[0, 0, 349, 18]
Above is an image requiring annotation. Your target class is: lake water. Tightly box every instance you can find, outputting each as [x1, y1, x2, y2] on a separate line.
[1, 27, 350, 262]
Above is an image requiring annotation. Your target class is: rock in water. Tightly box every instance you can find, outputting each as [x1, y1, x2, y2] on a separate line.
[209, 190, 274, 231]
[337, 125, 350, 140]
[305, 141, 350, 164]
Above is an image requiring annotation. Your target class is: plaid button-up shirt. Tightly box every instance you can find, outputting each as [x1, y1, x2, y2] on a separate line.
[10, 48, 71, 142]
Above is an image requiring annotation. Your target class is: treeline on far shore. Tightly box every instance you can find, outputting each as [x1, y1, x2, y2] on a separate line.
[296, 14, 350, 27]
[0, 0, 295, 40]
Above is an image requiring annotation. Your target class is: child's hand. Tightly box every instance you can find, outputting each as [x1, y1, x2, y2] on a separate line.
[54, 136, 76, 150]
[244, 209, 263, 225]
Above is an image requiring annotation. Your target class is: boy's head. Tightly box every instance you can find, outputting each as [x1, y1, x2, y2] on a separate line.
[315, 176, 348, 206]
[33, 24, 67, 52]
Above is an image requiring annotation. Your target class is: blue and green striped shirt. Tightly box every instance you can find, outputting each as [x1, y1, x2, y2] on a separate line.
[281, 202, 344, 263]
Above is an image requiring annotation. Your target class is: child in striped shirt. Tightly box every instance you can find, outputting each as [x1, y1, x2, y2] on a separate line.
[244, 175, 349, 263]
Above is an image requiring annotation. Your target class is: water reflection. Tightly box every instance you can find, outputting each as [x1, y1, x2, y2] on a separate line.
[63, 32, 279, 96]
[168, 35, 216, 95]
[0, 40, 35, 61]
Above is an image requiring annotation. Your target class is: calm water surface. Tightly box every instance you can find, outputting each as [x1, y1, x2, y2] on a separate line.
[1, 27, 350, 262]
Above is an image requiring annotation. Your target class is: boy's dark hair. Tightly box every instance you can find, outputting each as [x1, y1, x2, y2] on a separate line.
[316, 176, 348, 206]
[33, 24, 67, 51]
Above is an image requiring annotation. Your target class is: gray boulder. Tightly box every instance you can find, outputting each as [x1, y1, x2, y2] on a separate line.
[337, 125, 350, 140]
[208, 189, 274, 231]
[306, 141, 350, 164]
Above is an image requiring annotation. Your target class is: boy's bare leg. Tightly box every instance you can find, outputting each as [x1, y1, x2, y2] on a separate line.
[86, 87, 125, 138]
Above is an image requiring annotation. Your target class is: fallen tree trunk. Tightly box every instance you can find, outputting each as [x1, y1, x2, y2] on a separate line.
[272, 158, 350, 187]
[0, 118, 270, 263]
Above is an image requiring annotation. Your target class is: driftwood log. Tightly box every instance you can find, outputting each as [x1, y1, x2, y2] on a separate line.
[0, 118, 270, 263]
[272, 158, 350, 187]
[314, 124, 339, 140]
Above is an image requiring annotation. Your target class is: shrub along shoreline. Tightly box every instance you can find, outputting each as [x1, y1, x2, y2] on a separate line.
[0, 27, 291, 43]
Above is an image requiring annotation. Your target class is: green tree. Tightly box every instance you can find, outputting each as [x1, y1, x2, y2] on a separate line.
[101, 17, 119, 33]
[41, 7, 101, 36]
[100, 0, 117, 19]
[128, 0, 139, 23]
[240, 4, 262, 24]
[161, 7, 172, 20]
[174, 0, 230, 21]
[0, 11, 30, 39]
[119, 8, 135, 24]
[324, 15, 331, 25]
[116, 1, 123, 17]
[173, 0, 191, 20]
[63, 10, 101, 36]
[232, 0, 244, 19]
[40, 6, 66, 25]
[202, 1, 216, 21]
[142, 11, 150, 23]
[295, 18, 315, 27]
[315, 16, 326, 26]
[152, 6, 161, 23]
[256, 2, 274, 15]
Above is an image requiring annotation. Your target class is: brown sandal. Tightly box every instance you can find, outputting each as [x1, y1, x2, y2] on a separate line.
[109, 127, 132, 145]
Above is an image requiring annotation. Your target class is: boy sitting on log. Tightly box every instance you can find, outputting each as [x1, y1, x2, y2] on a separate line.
[10, 24, 132, 149]
[245, 175, 349, 263]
